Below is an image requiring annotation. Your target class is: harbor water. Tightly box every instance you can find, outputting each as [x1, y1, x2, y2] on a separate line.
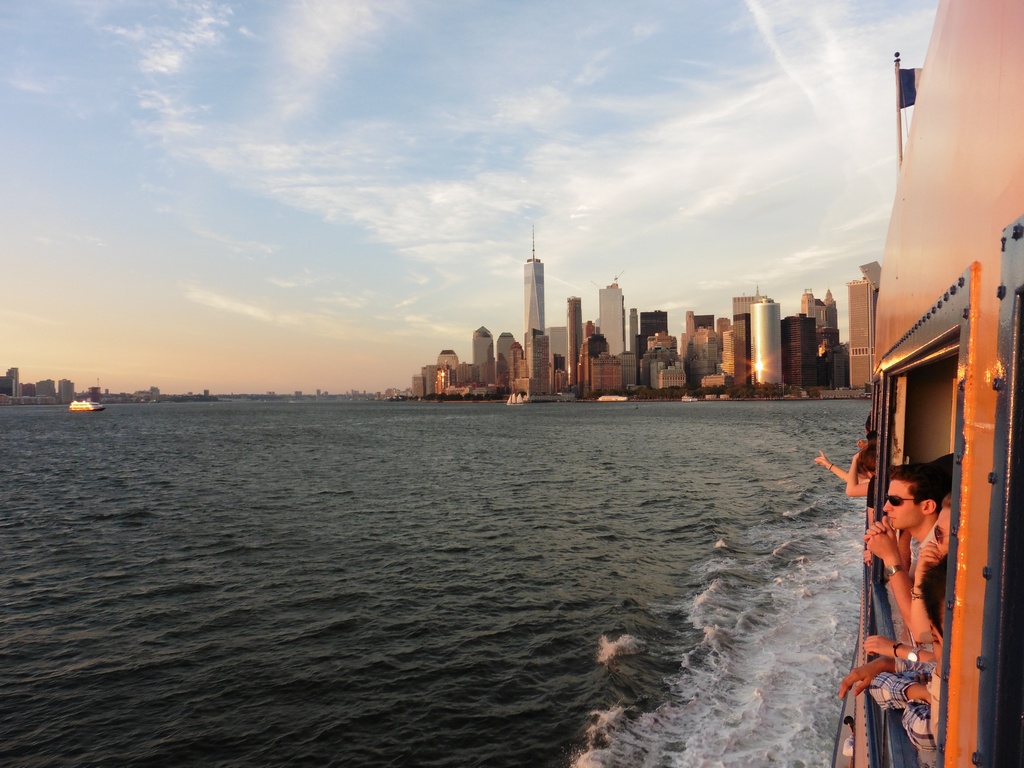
[1, 399, 866, 767]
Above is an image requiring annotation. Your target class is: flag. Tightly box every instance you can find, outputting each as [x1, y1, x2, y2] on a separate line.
[899, 67, 922, 108]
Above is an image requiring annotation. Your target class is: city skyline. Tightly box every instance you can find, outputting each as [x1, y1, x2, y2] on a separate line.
[423, 263, 843, 350]
[1, 1, 936, 393]
[2, 264, 871, 398]
[410, 273, 851, 398]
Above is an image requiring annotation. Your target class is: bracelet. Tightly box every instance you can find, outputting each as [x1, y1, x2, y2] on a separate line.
[829, 463, 834, 470]
[893, 642, 901, 657]
[911, 590, 923, 600]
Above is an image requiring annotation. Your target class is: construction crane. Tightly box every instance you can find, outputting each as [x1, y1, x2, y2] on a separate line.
[592, 270, 626, 289]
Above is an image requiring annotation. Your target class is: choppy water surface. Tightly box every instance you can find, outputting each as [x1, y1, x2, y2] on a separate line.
[1, 400, 867, 766]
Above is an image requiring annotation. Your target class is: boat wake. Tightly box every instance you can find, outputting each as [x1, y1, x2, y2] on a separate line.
[571, 496, 862, 767]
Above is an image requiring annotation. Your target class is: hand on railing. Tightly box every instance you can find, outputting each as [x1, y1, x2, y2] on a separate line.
[864, 634, 897, 657]
[839, 657, 895, 698]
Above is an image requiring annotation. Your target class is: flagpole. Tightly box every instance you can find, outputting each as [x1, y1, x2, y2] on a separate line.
[895, 52, 904, 169]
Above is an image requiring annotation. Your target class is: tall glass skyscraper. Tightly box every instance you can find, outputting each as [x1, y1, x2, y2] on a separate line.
[496, 332, 515, 389]
[847, 262, 880, 389]
[751, 295, 782, 385]
[598, 282, 625, 357]
[567, 297, 583, 388]
[731, 313, 752, 386]
[472, 327, 495, 384]
[639, 311, 668, 342]
[524, 238, 545, 340]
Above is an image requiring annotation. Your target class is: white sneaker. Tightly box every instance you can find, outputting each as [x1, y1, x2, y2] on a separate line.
[842, 735, 854, 757]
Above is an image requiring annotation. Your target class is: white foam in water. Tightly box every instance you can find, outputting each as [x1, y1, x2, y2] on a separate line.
[597, 634, 643, 665]
[692, 578, 720, 608]
[576, 493, 864, 767]
[572, 706, 626, 767]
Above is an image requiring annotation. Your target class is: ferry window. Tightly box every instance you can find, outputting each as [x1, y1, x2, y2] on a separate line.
[901, 355, 958, 462]
[888, 351, 959, 466]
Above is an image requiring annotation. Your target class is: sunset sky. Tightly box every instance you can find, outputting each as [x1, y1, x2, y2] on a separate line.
[1, 0, 936, 394]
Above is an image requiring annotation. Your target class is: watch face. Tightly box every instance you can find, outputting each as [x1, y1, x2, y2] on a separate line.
[907, 650, 919, 662]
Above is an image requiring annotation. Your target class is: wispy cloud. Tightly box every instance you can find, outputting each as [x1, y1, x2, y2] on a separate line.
[74, 234, 107, 247]
[135, 0, 919, 317]
[0, 308, 62, 327]
[184, 285, 274, 322]
[316, 291, 370, 309]
[573, 50, 612, 87]
[8, 72, 57, 93]
[105, 1, 232, 75]
[266, 270, 327, 289]
[632, 21, 660, 41]
[183, 283, 358, 340]
[782, 245, 841, 267]
[492, 86, 571, 128]
[136, 90, 205, 139]
[187, 225, 277, 256]
[273, 0, 407, 118]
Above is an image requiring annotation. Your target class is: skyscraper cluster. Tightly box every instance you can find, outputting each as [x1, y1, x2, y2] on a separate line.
[0, 367, 78, 404]
[409, 238, 880, 398]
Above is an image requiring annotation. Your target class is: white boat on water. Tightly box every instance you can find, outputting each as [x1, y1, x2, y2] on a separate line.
[596, 395, 628, 402]
[680, 395, 699, 402]
[69, 400, 105, 412]
[506, 392, 525, 405]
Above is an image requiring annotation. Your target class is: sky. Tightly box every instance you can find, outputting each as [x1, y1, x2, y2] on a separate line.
[0, 0, 937, 395]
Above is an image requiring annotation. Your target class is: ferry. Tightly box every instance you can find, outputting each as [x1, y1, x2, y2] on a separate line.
[837, 0, 1024, 766]
[68, 400, 105, 412]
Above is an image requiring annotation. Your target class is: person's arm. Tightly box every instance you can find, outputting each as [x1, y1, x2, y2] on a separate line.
[816, 450, 869, 495]
[905, 683, 930, 701]
[864, 634, 897, 657]
[844, 453, 868, 497]
[866, 519, 914, 629]
[891, 642, 937, 663]
[902, 700, 937, 752]
[898, 529, 912, 571]
[909, 540, 944, 640]
[838, 656, 896, 698]
[815, 451, 853, 483]
[869, 663, 937, 751]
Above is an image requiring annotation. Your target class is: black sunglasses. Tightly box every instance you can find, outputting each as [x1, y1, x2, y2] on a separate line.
[886, 495, 916, 506]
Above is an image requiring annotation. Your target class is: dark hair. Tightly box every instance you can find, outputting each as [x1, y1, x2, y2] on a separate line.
[889, 463, 951, 506]
[855, 440, 877, 476]
[920, 554, 948, 639]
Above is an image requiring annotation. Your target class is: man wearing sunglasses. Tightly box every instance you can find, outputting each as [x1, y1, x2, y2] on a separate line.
[864, 462, 950, 639]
